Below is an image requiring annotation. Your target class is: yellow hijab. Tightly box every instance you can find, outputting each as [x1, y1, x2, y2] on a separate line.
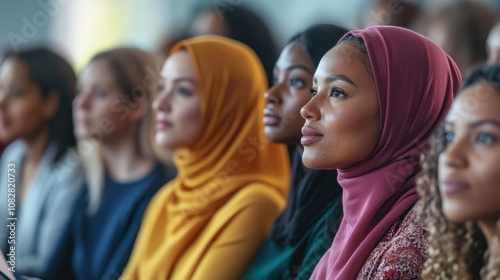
[122, 36, 289, 279]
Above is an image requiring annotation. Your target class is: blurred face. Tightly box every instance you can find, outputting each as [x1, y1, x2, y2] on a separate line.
[263, 41, 315, 144]
[0, 58, 54, 142]
[427, 21, 452, 56]
[487, 24, 500, 65]
[152, 51, 201, 149]
[300, 43, 379, 170]
[73, 59, 137, 142]
[439, 83, 500, 226]
[189, 10, 229, 37]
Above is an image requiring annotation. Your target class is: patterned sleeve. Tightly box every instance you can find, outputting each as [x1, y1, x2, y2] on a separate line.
[357, 204, 428, 280]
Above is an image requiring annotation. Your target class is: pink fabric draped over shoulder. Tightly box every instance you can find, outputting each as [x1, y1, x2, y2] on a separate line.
[310, 26, 461, 279]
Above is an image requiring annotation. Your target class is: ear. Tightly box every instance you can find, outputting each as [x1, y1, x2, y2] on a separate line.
[42, 91, 60, 120]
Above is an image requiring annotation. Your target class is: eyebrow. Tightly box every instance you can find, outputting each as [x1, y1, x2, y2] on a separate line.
[445, 119, 500, 128]
[287, 65, 313, 74]
[274, 65, 313, 74]
[173, 78, 197, 85]
[313, 74, 357, 87]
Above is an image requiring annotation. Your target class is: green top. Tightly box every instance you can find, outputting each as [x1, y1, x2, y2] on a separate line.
[242, 206, 339, 280]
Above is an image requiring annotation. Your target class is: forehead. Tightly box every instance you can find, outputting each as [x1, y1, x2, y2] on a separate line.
[488, 24, 500, 47]
[78, 59, 116, 84]
[275, 41, 313, 70]
[448, 83, 500, 122]
[0, 58, 30, 81]
[314, 42, 372, 81]
[161, 51, 196, 78]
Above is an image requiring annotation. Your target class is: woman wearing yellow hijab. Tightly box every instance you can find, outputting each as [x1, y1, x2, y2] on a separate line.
[121, 36, 290, 280]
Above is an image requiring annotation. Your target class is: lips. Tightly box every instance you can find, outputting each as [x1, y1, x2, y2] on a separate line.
[156, 120, 173, 130]
[301, 127, 323, 146]
[263, 108, 281, 126]
[440, 178, 471, 195]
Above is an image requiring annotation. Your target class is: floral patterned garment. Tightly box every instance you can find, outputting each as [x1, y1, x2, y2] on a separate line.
[357, 203, 428, 280]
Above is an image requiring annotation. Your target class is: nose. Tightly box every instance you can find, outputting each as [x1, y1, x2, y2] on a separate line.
[73, 90, 91, 110]
[439, 133, 468, 169]
[152, 87, 172, 113]
[300, 94, 320, 121]
[264, 82, 282, 106]
[0, 90, 6, 109]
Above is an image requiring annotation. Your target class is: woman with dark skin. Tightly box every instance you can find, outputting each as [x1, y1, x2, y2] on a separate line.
[243, 24, 347, 280]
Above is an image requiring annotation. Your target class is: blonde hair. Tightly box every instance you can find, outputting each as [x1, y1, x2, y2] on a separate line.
[77, 47, 163, 214]
[418, 124, 500, 279]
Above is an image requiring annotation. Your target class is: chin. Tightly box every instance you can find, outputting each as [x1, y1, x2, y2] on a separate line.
[302, 154, 327, 170]
[442, 205, 472, 224]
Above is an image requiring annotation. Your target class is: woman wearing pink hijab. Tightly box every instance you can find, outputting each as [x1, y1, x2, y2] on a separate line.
[301, 26, 461, 279]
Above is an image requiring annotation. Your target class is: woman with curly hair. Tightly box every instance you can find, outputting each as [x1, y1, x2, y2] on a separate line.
[419, 64, 500, 279]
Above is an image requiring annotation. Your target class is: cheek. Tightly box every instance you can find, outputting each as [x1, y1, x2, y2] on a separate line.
[182, 104, 201, 135]
[174, 101, 201, 145]
[323, 103, 379, 167]
[331, 106, 378, 146]
[284, 94, 310, 125]
[12, 98, 44, 125]
[474, 152, 500, 197]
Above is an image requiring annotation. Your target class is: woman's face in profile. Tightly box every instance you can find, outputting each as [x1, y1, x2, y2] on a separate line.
[439, 83, 500, 225]
[153, 50, 201, 150]
[263, 41, 315, 145]
[0, 58, 56, 143]
[74, 59, 138, 142]
[300, 42, 379, 170]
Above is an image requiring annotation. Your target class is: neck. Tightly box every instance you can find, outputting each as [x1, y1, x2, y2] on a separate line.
[23, 126, 50, 166]
[478, 220, 499, 249]
[101, 132, 155, 182]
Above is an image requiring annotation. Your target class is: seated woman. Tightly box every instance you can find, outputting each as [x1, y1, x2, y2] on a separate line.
[0, 48, 84, 277]
[419, 64, 500, 279]
[40, 48, 171, 280]
[303, 26, 461, 279]
[242, 24, 347, 280]
[121, 36, 290, 280]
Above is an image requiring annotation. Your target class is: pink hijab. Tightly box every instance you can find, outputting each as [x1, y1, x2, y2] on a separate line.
[310, 26, 461, 279]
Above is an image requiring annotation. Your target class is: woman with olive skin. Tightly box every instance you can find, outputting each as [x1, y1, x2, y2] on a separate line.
[419, 65, 500, 279]
[302, 26, 461, 279]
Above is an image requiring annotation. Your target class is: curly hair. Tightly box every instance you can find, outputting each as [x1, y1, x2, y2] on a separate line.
[418, 64, 500, 279]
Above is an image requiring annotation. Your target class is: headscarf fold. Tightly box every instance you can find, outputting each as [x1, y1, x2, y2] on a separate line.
[122, 36, 289, 279]
[310, 26, 461, 280]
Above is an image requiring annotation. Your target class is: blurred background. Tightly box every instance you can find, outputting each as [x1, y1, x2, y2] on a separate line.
[1, 0, 499, 72]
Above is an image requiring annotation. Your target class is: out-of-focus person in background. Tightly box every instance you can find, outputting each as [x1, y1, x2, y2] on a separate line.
[419, 64, 500, 280]
[40, 47, 171, 280]
[362, 0, 421, 30]
[0, 47, 84, 277]
[419, 0, 496, 76]
[487, 21, 500, 65]
[242, 24, 347, 280]
[187, 5, 278, 87]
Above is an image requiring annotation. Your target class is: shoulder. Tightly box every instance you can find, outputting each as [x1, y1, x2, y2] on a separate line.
[359, 203, 428, 279]
[214, 183, 286, 224]
[227, 183, 285, 209]
[1, 140, 24, 164]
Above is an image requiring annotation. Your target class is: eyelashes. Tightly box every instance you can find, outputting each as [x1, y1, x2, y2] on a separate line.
[309, 87, 348, 98]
